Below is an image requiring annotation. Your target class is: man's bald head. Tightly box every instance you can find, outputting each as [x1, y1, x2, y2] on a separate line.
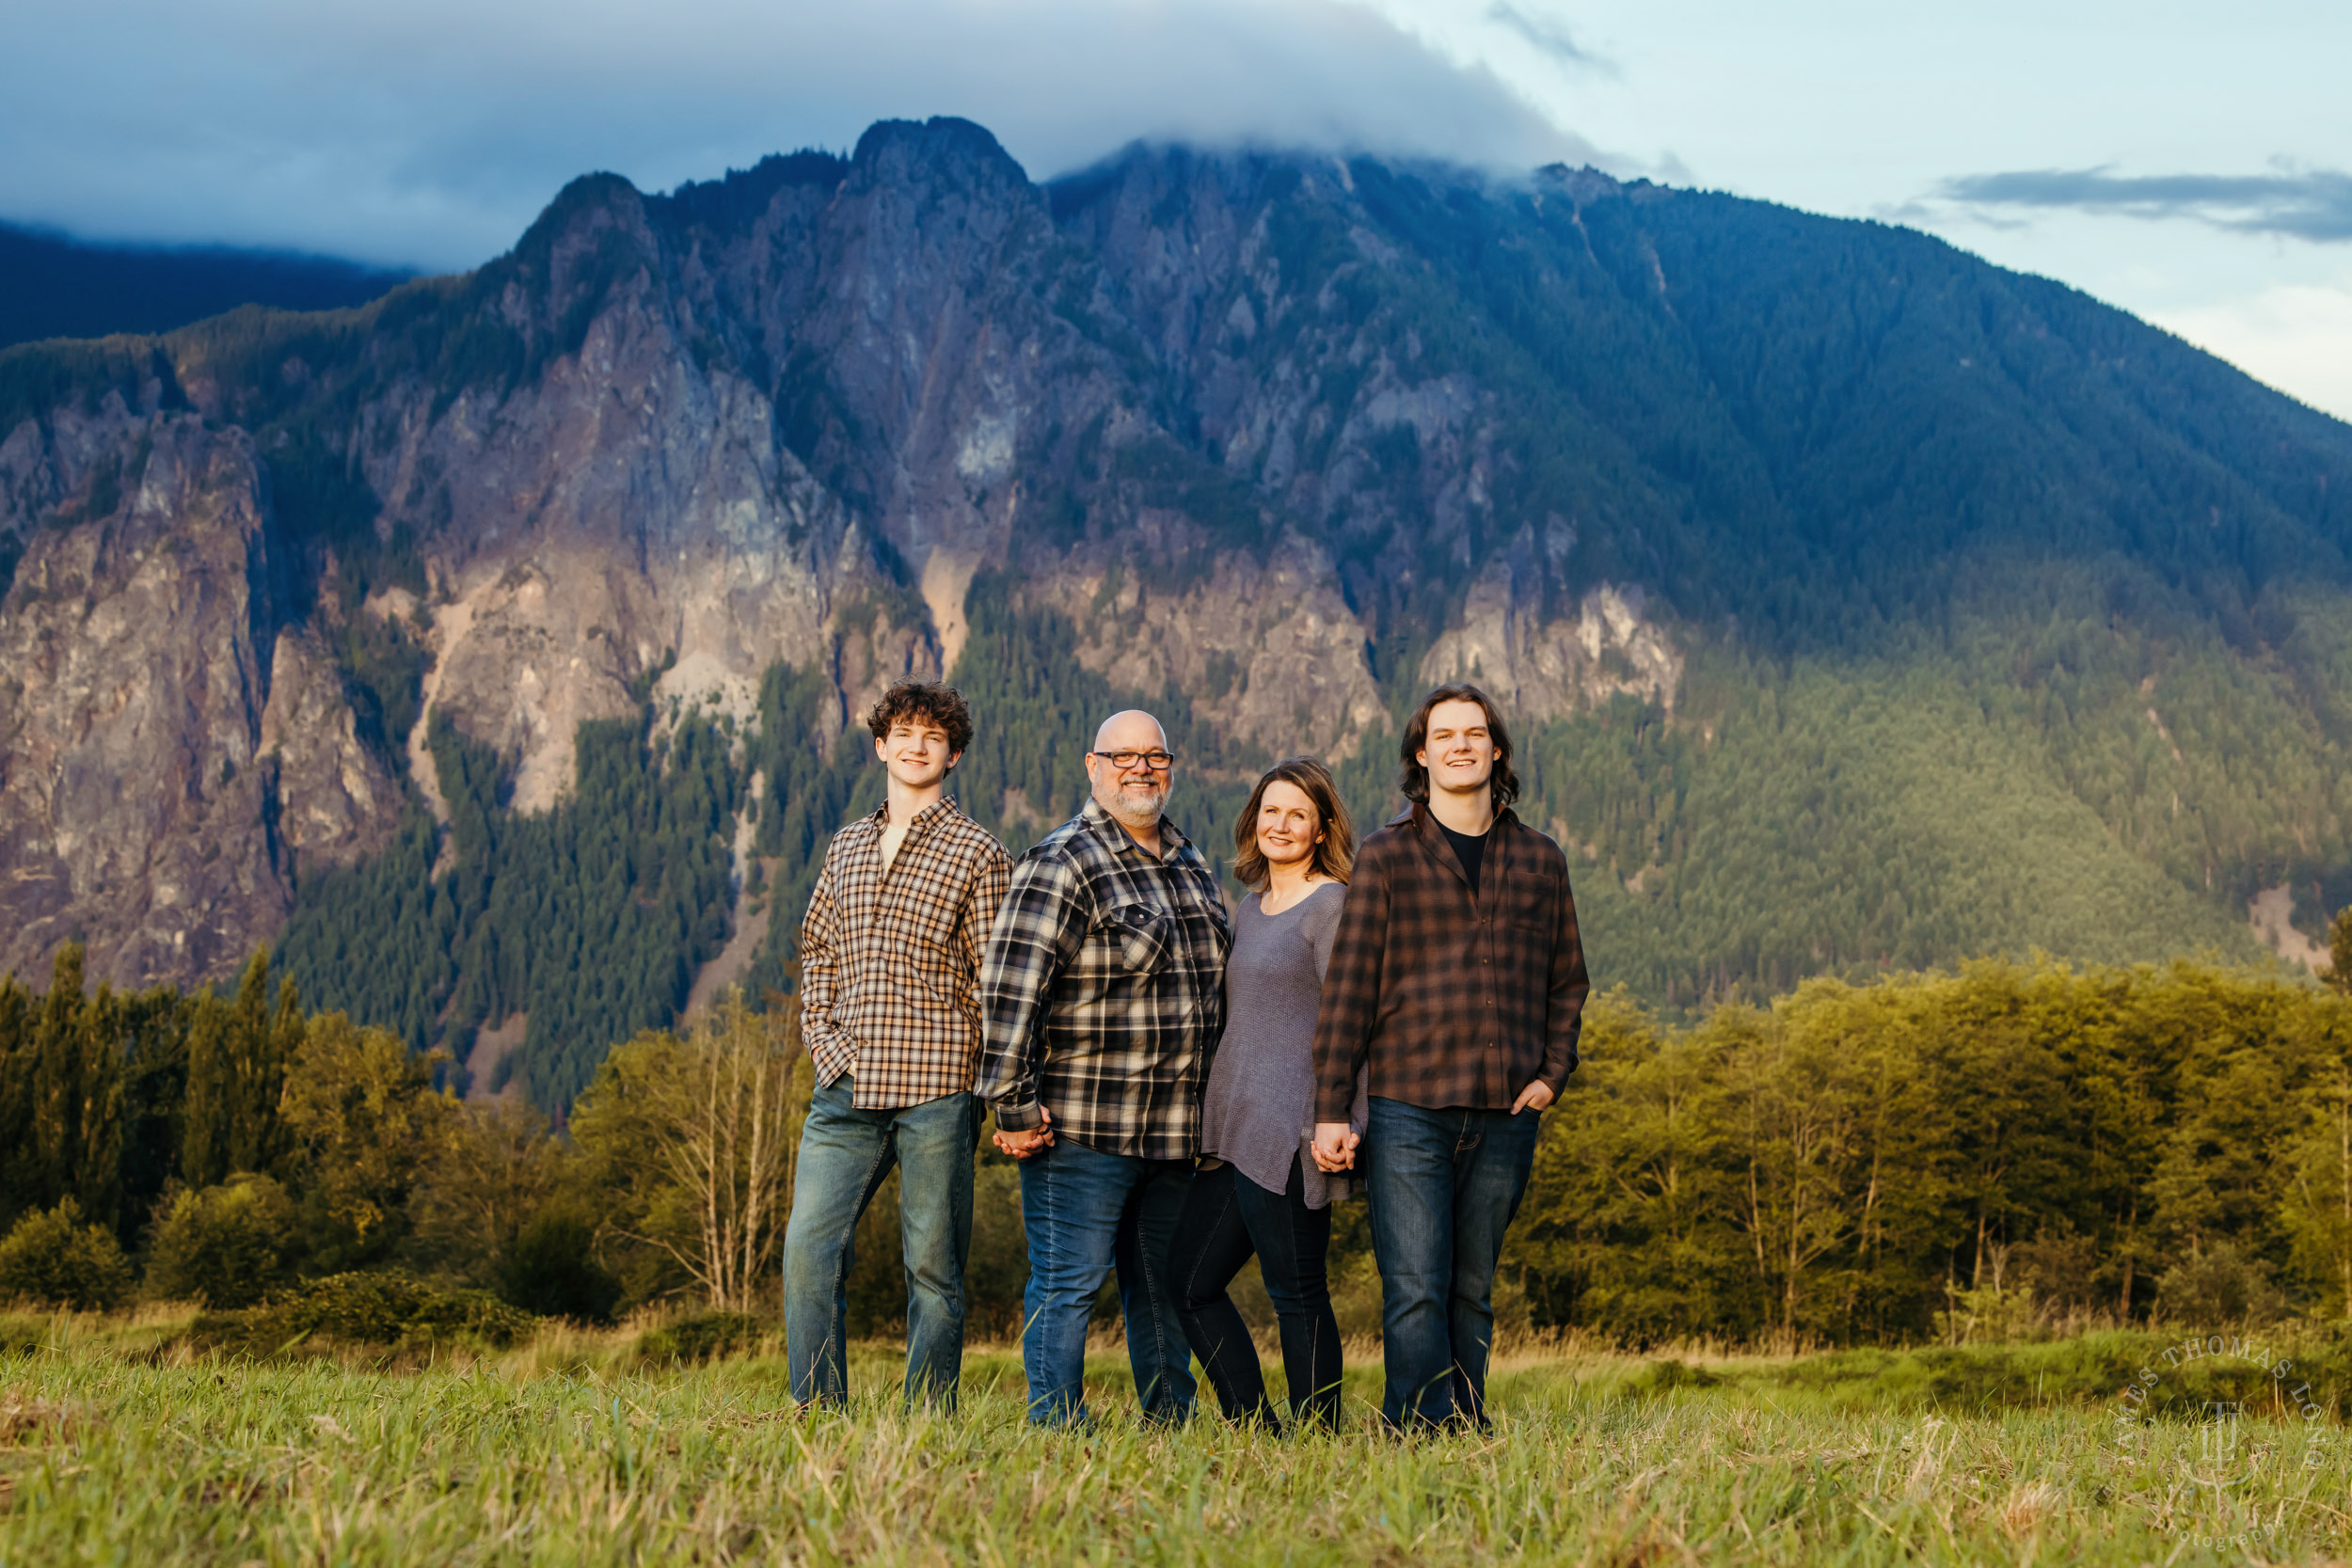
[1093, 710, 1168, 753]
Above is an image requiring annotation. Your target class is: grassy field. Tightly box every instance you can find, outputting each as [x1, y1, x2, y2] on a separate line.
[1, 1315, 2348, 1565]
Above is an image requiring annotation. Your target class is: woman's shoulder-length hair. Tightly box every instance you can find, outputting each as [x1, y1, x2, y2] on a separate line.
[1232, 756, 1356, 890]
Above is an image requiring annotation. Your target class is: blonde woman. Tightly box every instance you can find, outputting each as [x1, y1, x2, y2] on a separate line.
[1169, 757, 1362, 1430]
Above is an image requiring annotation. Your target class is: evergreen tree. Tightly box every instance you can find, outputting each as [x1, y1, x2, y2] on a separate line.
[0, 974, 34, 1227]
[23, 945, 123, 1231]
[115, 986, 191, 1244]
[181, 950, 291, 1187]
[179, 987, 233, 1191]
[2328, 908, 2352, 996]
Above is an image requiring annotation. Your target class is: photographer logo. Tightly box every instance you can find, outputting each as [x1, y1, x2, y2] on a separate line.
[2104, 1333, 2338, 1550]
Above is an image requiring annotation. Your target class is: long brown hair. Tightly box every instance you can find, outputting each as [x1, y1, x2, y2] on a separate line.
[1232, 757, 1355, 891]
[1398, 683, 1520, 809]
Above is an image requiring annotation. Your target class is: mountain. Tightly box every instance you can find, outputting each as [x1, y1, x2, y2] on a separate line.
[4, 118, 2350, 1105]
[0, 222, 410, 352]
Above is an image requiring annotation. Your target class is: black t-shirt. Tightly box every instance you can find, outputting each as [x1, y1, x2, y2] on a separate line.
[1438, 820, 1489, 895]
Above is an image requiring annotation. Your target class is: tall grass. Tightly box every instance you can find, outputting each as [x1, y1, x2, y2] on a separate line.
[0, 1322, 2346, 1563]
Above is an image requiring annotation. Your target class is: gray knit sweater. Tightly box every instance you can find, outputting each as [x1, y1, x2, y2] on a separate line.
[1198, 882, 1364, 1209]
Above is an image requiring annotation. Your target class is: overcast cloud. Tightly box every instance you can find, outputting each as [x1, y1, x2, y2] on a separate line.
[1939, 167, 2352, 244]
[1480, 3, 1616, 73]
[0, 0, 1590, 271]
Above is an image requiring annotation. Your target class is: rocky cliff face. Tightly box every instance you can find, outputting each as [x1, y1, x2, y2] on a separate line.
[0, 119, 1684, 988]
[0, 411, 295, 985]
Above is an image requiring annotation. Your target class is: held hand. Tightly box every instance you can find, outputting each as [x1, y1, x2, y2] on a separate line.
[993, 1105, 1055, 1160]
[1311, 1120, 1359, 1172]
[1510, 1080, 1556, 1116]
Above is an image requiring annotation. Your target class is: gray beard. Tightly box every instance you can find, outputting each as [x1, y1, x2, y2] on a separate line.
[1095, 784, 1166, 832]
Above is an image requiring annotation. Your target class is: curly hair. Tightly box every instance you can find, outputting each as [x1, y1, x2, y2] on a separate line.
[866, 680, 974, 758]
[1232, 757, 1355, 891]
[1398, 683, 1519, 809]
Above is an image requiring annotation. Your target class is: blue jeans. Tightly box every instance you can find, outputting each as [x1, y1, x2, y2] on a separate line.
[1365, 1097, 1540, 1430]
[782, 1077, 981, 1409]
[1017, 1138, 1198, 1428]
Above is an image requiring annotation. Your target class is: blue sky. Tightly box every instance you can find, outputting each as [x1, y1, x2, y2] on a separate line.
[5, 0, 2344, 419]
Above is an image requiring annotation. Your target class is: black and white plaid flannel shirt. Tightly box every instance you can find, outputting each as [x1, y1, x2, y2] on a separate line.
[976, 799, 1232, 1161]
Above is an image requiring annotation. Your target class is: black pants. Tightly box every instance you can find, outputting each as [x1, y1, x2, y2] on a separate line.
[1168, 1156, 1343, 1430]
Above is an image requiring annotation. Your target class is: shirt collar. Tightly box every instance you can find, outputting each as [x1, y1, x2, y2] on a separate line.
[1400, 800, 1518, 839]
[1080, 797, 1187, 862]
[862, 795, 961, 834]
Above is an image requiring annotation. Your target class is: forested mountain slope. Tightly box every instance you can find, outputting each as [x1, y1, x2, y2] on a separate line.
[0, 222, 409, 352]
[2, 118, 2348, 1105]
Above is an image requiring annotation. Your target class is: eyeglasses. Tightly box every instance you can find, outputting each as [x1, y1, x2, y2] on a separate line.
[1092, 750, 1177, 771]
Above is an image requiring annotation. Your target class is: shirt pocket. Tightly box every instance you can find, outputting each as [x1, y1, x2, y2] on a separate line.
[1502, 865, 1559, 943]
[1102, 901, 1175, 975]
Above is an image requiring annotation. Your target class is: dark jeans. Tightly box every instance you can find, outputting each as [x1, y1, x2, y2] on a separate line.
[782, 1077, 981, 1409]
[1169, 1157, 1343, 1431]
[1365, 1097, 1540, 1430]
[1017, 1138, 1198, 1428]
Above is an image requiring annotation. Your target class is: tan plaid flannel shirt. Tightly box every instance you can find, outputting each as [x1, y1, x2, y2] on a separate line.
[798, 797, 1013, 1109]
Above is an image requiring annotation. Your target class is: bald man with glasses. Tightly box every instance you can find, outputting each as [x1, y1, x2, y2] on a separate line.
[976, 710, 1233, 1428]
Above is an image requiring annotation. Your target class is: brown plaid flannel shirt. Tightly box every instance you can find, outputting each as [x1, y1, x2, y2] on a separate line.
[799, 797, 1013, 1110]
[1311, 804, 1588, 1119]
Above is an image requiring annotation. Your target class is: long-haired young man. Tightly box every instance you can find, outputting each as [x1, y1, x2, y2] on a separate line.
[1311, 683, 1589, 1430]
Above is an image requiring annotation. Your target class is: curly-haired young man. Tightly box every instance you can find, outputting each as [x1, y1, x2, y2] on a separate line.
[783, 679, 1011, 1410]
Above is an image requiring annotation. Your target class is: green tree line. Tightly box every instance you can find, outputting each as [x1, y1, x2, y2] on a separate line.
[0, 943, 811, 1323]
[1510, 956, 2352, 1345]
[13, 930, 2352, 1347]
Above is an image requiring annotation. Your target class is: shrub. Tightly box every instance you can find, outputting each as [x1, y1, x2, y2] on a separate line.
[187, 1272, 534, 1355]
[2158, 1241, 2289, 1327]
[2011, 1228, 2102, 1316]
[1629, 1358, 1723, 1397]
[501, 1211, 623, 1323]
[1935, 1282, 2042, 1345]
[636, 1311, 765, 1365]
[0, 1199, 133, 1310]
[145, 1175, 297, 1308]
